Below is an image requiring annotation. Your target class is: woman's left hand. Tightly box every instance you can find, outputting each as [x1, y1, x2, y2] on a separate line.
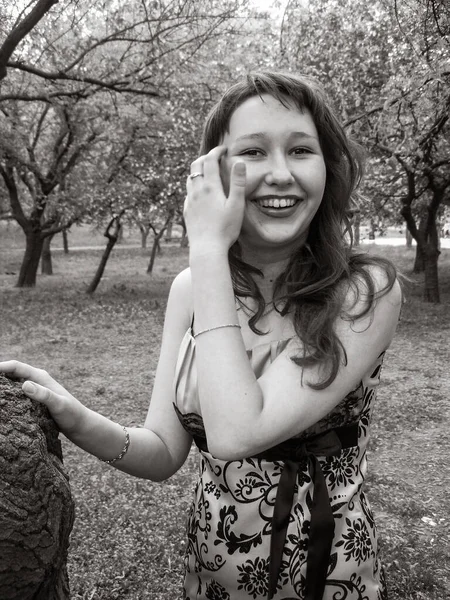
[184, 145, 246, 255]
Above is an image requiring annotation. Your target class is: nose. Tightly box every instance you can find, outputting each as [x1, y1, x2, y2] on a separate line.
[264, 154, 295, 187]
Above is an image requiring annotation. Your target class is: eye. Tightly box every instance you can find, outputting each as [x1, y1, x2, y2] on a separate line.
[291, 147, 313, 156]
[239, 148, 264, 157]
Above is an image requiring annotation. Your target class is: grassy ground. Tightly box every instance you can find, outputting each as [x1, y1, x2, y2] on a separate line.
[1, 226, 449, 600]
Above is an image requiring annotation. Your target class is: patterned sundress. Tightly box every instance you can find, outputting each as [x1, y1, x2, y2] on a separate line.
[174, 327, 388, 600]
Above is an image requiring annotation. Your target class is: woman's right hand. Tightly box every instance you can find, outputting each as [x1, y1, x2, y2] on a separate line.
[184, 146, 246, 255]
[0, 360, 86, 437]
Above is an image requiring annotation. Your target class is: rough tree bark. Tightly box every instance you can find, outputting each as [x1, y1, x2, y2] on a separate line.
[0, 374, 74, 600]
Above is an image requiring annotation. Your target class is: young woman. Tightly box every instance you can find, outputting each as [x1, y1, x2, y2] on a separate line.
[0, 72, 402, 600]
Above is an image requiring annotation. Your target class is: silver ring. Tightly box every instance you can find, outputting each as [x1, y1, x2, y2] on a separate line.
[189, 172, 203, 180]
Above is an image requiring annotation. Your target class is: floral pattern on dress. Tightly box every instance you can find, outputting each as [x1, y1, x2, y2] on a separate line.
[237, 557, 270, 598]
[335, 518, 375, 566]
[205, 579, 231, 600]
[215, 505, 263, 554]
[321, 447, 359, 491]
[176, 337, 388, 599]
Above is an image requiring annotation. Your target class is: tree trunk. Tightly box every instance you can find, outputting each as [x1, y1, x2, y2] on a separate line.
[423, 244, 440, 302]
[86, 237, 117, 294]
[180, 219, 188, 248]
[165, 221, 173, 241]
[412, 214, 427, 273]
[413, 244, 425, 272]
[352, 210, 361, 247]
[0, 374, 74, 600]
[62, 229, 69, 254]
[16, 230, 44, 287]
[140, 228, 149, 249]
[147, 232, 164, 274]
[405, 228, 412, 247]
[147, 214, 173, 273]
[86, 218, 121, 294]
[41, 234, 55, 275]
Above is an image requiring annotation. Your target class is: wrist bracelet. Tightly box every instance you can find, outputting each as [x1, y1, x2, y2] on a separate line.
[193, 323, 241, 339]
[101, 426, 130, 464]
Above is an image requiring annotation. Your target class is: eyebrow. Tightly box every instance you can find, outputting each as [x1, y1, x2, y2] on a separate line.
[233, 131, 319, 143]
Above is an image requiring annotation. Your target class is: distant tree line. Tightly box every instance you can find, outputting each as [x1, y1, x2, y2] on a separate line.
[0, 0, 448, 301]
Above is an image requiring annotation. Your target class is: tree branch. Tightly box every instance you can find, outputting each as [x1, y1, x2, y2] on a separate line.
[0, 0, 59, 81]
[344, 72, 450, 128]
[0, 163, 29, 229]
[6, 61, 160, 97]
[106, 128, 139, 185]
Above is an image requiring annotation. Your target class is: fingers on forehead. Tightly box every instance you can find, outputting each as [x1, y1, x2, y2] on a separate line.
[208, 145, 227, 157]
[203, 146, 227, 175]
[190, 157, 203, 173]
[190, 146, 227, 173]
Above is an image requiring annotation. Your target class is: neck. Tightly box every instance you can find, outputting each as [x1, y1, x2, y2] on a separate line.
[238, 247, 291, 302]
[238, 231, 308, 281]
[240, 239, 296, 274]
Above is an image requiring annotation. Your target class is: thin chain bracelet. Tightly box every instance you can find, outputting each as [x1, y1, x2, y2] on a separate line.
[193, 323, 241, 339]
[101, 426, 130, 464]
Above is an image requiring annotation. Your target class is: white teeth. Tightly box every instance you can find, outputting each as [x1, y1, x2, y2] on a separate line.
[257, 198, 298, 208]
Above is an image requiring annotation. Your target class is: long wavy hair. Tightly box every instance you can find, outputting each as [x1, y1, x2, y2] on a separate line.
[200, 71, 397, 389]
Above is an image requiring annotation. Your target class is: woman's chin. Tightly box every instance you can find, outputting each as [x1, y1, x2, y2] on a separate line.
[239, 228, 309, 255]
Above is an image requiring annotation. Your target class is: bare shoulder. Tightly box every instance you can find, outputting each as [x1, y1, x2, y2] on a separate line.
[168, 267, 193, 325]
[171, 267, 192, 293]
[341, 262, 402, 318]
[334, 262, 402, 358]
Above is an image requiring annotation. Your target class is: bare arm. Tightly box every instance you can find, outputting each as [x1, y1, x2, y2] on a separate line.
[0, 271, 193, 481]
[190, 254, 402, 460]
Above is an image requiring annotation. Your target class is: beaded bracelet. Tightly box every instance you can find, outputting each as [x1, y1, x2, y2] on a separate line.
[101, 426, 130, 464]
[193, 323, 241, 339]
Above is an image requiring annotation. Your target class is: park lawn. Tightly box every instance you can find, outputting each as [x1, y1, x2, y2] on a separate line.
[0, 235, 449, 600]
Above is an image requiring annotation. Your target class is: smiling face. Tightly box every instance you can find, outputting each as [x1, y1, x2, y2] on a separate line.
[221, 94, 327, 260]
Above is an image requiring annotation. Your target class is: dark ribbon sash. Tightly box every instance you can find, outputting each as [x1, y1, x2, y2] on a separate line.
[261, 425, 358, 600]
[173, 406, 358, 600]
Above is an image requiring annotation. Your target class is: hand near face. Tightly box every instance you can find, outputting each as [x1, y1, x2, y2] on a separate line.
[184, 146, 246, 255]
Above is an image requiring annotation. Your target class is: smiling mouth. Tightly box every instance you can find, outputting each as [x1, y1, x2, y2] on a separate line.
[252, 196, 303, 209]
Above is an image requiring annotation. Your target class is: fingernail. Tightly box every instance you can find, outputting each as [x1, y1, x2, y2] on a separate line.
[235, 162, 246, 175]
[23, 382, 36, 395]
